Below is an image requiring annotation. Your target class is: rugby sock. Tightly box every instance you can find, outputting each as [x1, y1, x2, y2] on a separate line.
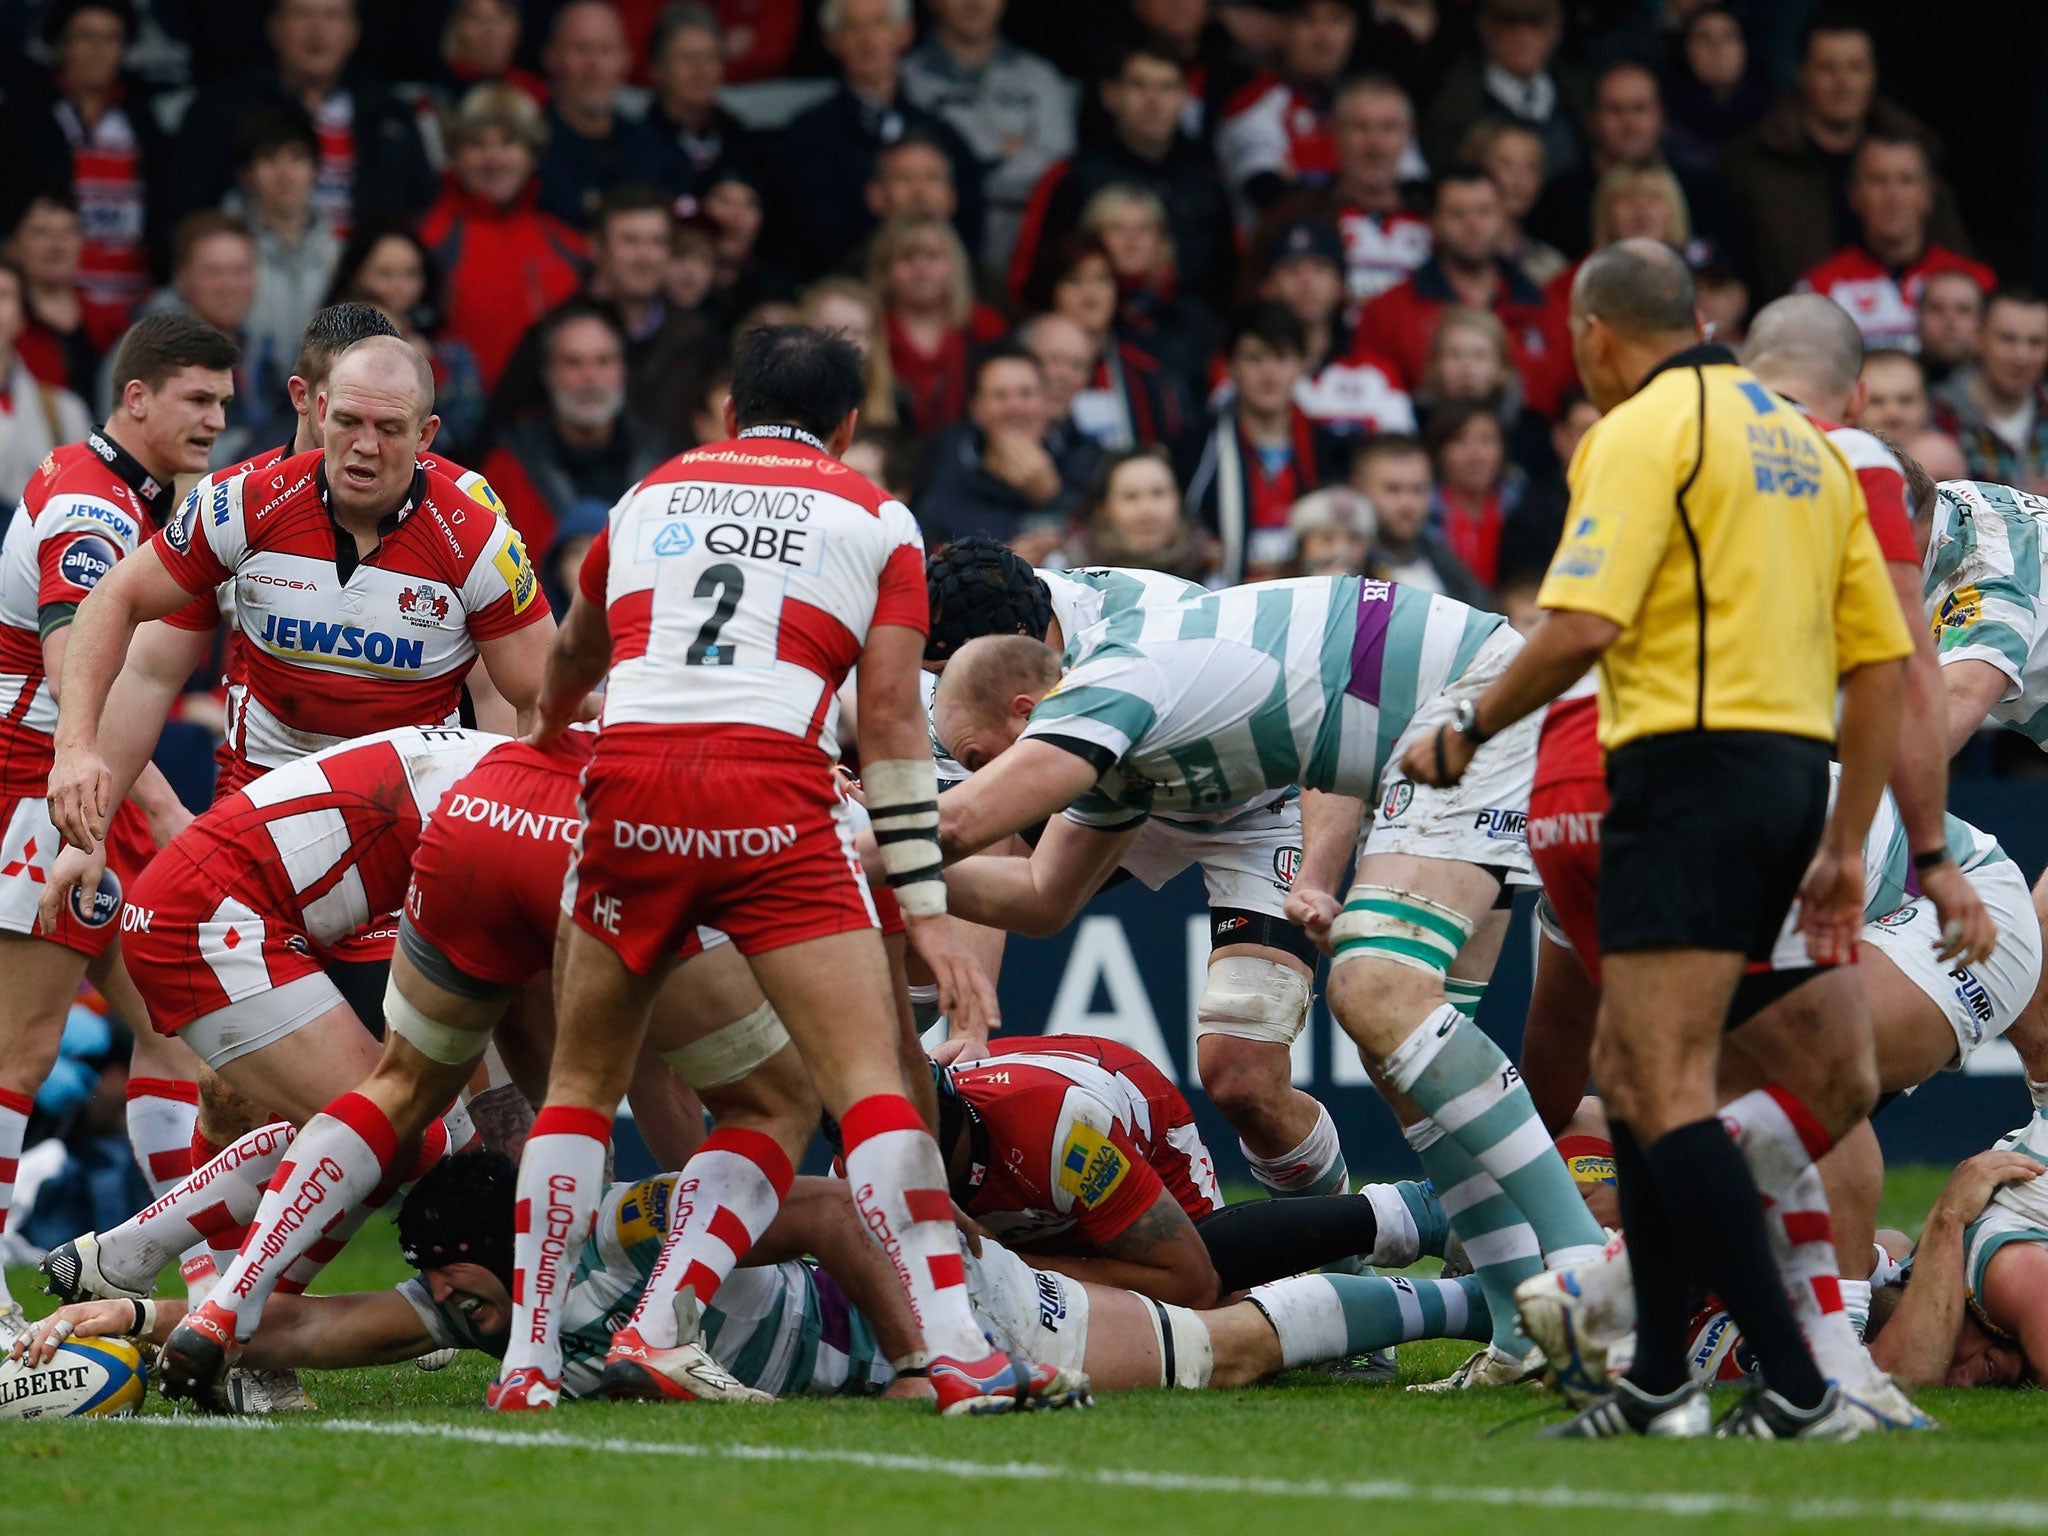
[502, 1106, 612, 1382]
[277, 1117, 454, 1301]
[1405, 1116, 1540, 1355]
[1612, 1120, 1691, 1397]
[1720, 1086, 1872, 1388]
[1840, 1278, 1873, 1339]
[125, 1077, 200, 1198]
[0, 1087, 27, 1306]
[1357, 1179, 1446, 1266]
[1383, 1006, 1605, 1265]
[1642, 1117, 1828, 1409]
[1251, 1272, 1490, 1369]
[1243, 1103, 1350, 1198]
[839, 1093, 987, 1363]
[94, 1122, 298, 1293]
[1444, 978, 1486, 1020]
[1197, 1192, 1392, 1291]
[629, 1128, 795, 1349]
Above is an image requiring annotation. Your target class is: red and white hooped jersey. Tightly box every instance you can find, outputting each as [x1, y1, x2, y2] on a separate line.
[156, 725, 501, 949]
[0, 430, 177, 795]
[149, 451, 545, 795]
[951, 1038, 1220, 1251]
[1797, 245, 1994, 352]
[578, 428, 927, 760]
[218, 442, 506, 520]
[1336, 203, 1433, 309]
[1295, 347, 1417, 436]
[1802, 413, 1918, 566]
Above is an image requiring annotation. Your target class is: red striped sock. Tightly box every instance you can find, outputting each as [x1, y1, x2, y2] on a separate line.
[629, 1127, 793, 1348]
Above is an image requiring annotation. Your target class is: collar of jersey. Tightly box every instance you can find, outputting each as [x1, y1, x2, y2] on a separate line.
[87, 426, 174, 524]
[314, 457, 429, 536]
[737, 424, 828, 453]
[1636, 341, 1739, 393]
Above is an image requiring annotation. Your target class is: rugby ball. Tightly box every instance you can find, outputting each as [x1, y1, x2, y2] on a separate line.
[0, 1336, 148, 1419]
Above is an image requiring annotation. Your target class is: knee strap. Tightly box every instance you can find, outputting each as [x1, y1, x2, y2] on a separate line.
[1196, 955, 1312, 1044]
[384, 976, 492, 1068]
[659, 1001, 791, 1089]
[1146, 1298, 1215, 1390]
[1328, 885, 1474, 974]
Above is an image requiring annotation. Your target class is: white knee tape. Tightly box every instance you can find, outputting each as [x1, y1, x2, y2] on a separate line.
[384, 978, 492, 1067]
[1148, 1299, 1216, 1390]
[1327, 884, 1475, 975]
[659, 1001, 791, 1090]
[1196, 956, 1312, 1044]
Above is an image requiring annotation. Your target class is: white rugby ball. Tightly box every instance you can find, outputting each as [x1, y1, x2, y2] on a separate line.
[0, 1336, 148, 1419]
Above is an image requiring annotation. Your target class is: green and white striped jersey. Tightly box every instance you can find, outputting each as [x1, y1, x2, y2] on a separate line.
[1861, 777, 2007, 923]
[399, 1176, 890, 1400]
[1923, 479, 2048, 746]
[1962, 1107, 2048, 1325]
[1023, 576, 1509, 827]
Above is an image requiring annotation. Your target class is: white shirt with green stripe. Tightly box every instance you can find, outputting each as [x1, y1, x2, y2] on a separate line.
[1923, 479, 2048, 746]
[1022, 576, 1510, 830]
[1962, 1108, 2048, 1327]
[1859, 772, 2008, 923]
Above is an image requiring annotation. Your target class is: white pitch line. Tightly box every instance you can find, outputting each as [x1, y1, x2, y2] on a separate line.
[134, 1414, 2048, 1530]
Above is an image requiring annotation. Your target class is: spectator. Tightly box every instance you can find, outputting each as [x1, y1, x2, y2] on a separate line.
[6, 193, 100, 399]
[1798, 133, 1994, 352]
[1919, 268, 1986, 388]
[418, 83, 585, 391]
[870, 210, 1005, 434]
[1284, 485, 1373, 578]
[1178, 301, 1346, 583]
[901, 0, 1075, 274]
[433, 0, 545, 108]
[0, 0, 166, 352]
[1355, 166, 1566, 416]
[1496, 383, 1597, 584]
[1692, 241, 1752, 349]
[1257, 217, 1414, 437]
[1350, 431, 1487, 605]
[842, 422, 919, 502]
[697, 163, 777, 327]
[0, 260, 91, 507]
[326, 225, 488, 458]
[1009, 38, 1235, 312]
[1063, 445, 1213, 580]
[1723, 12, 1967, 301]
[1244, 74, 1432, 316]
[1080, 183, 1214, 397]
[1354, 0, 1472, 110]
[1660, 5, 1771, 175]
[491, 184, 720, 444]
[1214, 0, 1358, 225]
[1018, 310, 1093, 433]
[534, 0, 667, 229]
[767, 0, 983, 282]
[1421, 0, 1586, 190]
[225, 105, 341, 397]
[481, 303, 670, 568]
[1026, 232, 1190, 449]
[1462, 118, 1565, 288]
[645, 3, 755, 204]
[1856, 345, 1967, 485]
[1416, 304, 1546, 464]
[666, 218, 718, 313]
[840, 131, 963, 285]
[801, 275, 906, 431]
[1086, 0, 1253, 148]
[708, 0, 803, 85]
[1424, 397, 1523, 590]
[168, 0, 435, 239]
[1542, 160, 1692, 311]
[920, 345, 1101, 556]
[1933, 288, 2048, 494]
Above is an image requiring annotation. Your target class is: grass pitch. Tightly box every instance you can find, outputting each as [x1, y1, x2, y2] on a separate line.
[8, 1165, 2046, 1536]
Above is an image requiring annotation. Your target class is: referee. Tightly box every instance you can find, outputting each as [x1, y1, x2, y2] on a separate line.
[1402, 239, 1913, 1437]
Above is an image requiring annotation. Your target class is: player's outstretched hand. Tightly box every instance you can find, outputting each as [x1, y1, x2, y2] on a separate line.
[9, 1301, 135, 1368]
[47, 745, 113, 851]
[907, 912, 1001, 1044]
[1917, 858, 1998, 964]
[1398, 723, 1475, 789]
[1795, 845, 1865, 966]
[1283, 886, 1341, 956]
[1935, 1149, 2043, 1226]
[37, 841, 107, 937]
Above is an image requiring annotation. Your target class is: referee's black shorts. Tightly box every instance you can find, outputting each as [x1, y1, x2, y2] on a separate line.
[1598, 730, 1831, 961]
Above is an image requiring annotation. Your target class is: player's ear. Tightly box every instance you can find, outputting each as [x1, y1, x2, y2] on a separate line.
[417, 413, 442, 452]
[721, 395, 740, 439]
[287, 376, 311, 416]
[1010, 692, 1036, 723]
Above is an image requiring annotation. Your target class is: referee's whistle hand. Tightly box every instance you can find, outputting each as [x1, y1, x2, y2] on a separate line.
[1400, 724, 1476, 789]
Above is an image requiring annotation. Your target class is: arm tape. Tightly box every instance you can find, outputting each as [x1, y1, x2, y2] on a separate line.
[864, 758, 946, 918]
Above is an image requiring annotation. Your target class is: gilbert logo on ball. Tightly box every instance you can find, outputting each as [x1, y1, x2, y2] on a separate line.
[0, 1336, 148, 1419]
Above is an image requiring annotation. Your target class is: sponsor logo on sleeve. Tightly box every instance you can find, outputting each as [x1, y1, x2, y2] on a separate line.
[163, 493, 197, 554]
[493, 531, 538, 613]
[1056, 1121, 1130, 1209]
[211, 483, 232, 525]
[57, 535, 118, 594]
[1551, 511, 1613, 581]
[1936, 584, 1982, 634]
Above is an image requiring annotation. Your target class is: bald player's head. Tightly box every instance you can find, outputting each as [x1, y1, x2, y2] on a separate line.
[1743, 293, 1866, 420]
[1569, 237, 1702, 411]
[931, 634, 1062, 773]
[320, 334, 442, 517]
[328, 334, 438, 426]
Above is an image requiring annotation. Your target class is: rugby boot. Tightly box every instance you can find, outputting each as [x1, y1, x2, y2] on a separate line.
[1714, 1382, 1864, 1441]
[42, 1233, 147, 1304]
[1539, 1377, 1711, 1438]
[485, 1365, 561, 1411]
[929, 1346, 1030, 1415]
[601, 1326, 774, 1403]
[157, 1299, 241, 1410]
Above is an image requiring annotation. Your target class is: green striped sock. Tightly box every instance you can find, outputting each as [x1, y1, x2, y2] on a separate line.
[1388, 1008, 1605, 1264]
[1444, 978, 1486, 1020]
[1333, 891, 1469, 971]
[1407, 1119, 1540, 1355]
[1327, 1272, 1491, 1355]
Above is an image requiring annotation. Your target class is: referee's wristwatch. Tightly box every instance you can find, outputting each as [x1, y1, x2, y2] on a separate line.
[1453, 699, 1492, 746]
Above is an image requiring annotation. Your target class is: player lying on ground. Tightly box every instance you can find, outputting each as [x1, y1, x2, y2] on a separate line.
[16, 1152, 1494, 1404]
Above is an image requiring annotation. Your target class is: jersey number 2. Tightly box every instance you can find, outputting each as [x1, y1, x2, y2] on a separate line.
[686, 563, 743, 666]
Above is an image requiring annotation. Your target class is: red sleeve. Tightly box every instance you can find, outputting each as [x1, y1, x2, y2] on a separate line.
[577, 527, 611, 606]
[1069, 1120, 1168, 1247]
[870, 541, 928, 634]
[35, 527, 122, 610]
[1857, 464, 1919, 565]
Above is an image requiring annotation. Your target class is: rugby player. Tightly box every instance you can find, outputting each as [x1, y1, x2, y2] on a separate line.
[18, 1151, 1494, 1405]
[491, 325, 1030, 1417]
[0, 315, 236, 1332]
[922, 537, 1356, 1218]
[931, 572, 1611, 1386]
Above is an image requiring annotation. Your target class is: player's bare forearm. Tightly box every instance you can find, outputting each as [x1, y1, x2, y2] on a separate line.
[234, 1291, 437, 1371]
[1470, 608, 1619, 739]
[944, 819, 1132, 937]
[1029, 1201, 1219, 1308]
[1868, 1206, 1969, 1385]
[1886, 567, 1950, 854]
[852, 623, 933, 765]
[478, 615, 555, 735]
[95, 621, 212, 806]
[1295, 790, 1365, 897]
[627, 1046, 708, 1171]
[1938, 657, 2012, 758]
[532, 594, 610, 735]
[1826, 657, 1906, 854]
[936, 741, 1100, 859]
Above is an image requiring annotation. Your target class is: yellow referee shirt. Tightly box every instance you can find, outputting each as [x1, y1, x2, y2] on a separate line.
[1538, 344, 1912, 750]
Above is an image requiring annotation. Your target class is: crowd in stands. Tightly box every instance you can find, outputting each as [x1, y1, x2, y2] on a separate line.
[0, 0, 2037, 624]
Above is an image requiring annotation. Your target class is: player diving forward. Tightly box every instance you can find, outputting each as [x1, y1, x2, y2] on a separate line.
[931, 574, 1611, 1384]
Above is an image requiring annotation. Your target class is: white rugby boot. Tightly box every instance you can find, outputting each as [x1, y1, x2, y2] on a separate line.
[1409, 1342, 1545, 1391]
[1516, 1232, 1634, 1404]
